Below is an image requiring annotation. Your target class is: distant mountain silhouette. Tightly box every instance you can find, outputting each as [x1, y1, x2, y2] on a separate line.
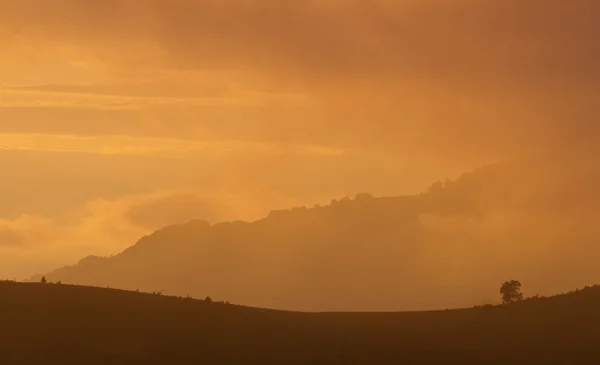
[30, 157, 600, 311]
[2, 280, 600, 364]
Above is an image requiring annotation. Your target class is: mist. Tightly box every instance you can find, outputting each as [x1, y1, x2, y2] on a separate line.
[0, 0, 599, 310]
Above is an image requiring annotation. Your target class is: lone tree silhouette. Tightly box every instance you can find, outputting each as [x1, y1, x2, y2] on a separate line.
[500, 280, 523, 304]
[40, 276, 47, 284]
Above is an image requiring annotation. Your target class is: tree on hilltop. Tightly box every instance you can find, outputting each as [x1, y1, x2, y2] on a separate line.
[500, 280, 523, 304]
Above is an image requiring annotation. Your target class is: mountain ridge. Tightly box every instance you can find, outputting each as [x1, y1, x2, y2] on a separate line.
[29, 159, 600, 311]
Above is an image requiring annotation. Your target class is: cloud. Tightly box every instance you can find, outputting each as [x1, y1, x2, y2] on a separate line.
[1, 0, 598, 163]
[0, 85, 273, 108]
[0, 228, 25, 246]
[0, 76, 270, 99]
[124, 193, 226, 230]
[0, 141, 461, 227]
[0, 187, 311, 279]
[0, 133, 346, 157]
[0, 216, 55, 248]
[1, 0, 598, 87]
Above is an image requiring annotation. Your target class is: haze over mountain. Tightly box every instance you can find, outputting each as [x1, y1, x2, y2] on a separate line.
[2, 0, 600, 282]
[32, 155, 600, 311]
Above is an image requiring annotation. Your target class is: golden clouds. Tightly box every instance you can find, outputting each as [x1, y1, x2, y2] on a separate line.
[0, 133, 345, 157]
[0, 187, 309, 279]
[1, 0, 598, 87]
[1, 0, 600, 283]
[1, 0, 598, 159]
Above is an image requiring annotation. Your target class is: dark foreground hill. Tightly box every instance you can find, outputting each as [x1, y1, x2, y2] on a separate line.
[31, 157, 600, 311]
[1, 281, 600, 365]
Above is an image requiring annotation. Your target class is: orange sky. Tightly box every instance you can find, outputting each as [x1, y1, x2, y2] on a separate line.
[0, 0, 599, 279]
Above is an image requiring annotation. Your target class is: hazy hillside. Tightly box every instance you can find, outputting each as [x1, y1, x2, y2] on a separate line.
[2, 281, 600, 364]
[31, 158, 600, 311]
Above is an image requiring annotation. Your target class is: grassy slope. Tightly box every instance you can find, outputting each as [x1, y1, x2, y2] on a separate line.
[1, 282, 600, 364]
